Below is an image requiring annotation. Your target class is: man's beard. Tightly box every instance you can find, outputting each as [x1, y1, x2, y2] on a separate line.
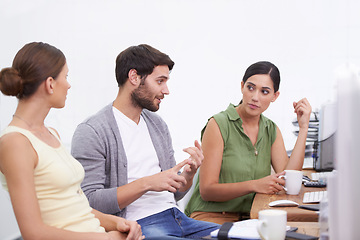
[131, 84, 160, 112]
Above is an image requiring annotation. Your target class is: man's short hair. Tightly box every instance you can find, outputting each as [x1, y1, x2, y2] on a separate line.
[115, 44, 174, 87]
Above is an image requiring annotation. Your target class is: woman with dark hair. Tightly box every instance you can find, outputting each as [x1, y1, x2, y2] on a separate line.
[185, 61, 312, 224]
[0, 42, 143, 240]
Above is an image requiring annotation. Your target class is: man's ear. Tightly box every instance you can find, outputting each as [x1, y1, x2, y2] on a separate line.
[128, 69, 139, 85]
[45, 77, 55, 94]
[272, 91, 280, 102]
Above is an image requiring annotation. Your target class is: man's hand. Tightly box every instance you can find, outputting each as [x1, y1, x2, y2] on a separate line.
[144, 140, 204, 193]
[144, 160, 189, 193]
[174, 140, 204, 192]
[182, 140, 204, 177]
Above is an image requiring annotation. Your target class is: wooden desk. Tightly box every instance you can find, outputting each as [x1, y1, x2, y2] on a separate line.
[287, 222, 320, 237]
[250, 175, 326, 222]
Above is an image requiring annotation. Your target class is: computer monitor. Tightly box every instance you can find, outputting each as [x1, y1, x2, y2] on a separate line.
[314, 103, 336, 171]
[328, 63, 360, 240]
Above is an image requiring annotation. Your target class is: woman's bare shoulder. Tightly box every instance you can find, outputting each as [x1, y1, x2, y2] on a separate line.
[0, 131, 37, 171]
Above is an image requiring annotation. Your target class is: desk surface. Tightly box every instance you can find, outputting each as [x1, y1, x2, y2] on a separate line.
[250, 171, 326, 222]
[287, 222, 320, 237]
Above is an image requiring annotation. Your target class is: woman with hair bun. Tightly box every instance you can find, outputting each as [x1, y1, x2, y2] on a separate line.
[0, 42, 143, 240]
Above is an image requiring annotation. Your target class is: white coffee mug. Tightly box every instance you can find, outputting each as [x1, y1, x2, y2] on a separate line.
[281, 170, 303, 195]
[257, 209, 287, 240]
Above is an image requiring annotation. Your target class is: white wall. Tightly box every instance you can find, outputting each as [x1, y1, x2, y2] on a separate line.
[0, 0, 359, 236]
[0, 188, 20, 240]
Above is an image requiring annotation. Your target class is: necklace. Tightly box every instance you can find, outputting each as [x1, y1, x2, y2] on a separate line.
[12, 114, 59, 148]
[12, 114, 47, 134]
[13, 114, 33, 128]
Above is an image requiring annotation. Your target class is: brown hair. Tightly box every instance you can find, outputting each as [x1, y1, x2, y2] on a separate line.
[0, 42, 66, 99]
[115, 44, 174, 87]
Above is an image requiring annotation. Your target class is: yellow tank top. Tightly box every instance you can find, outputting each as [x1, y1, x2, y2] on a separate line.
[0, 126, 105, 232]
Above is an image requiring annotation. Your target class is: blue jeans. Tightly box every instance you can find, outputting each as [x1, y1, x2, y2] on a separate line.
[137, 207, 220, 239]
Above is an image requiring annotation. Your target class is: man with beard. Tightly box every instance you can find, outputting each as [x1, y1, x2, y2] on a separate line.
[71, 44, 220, 239]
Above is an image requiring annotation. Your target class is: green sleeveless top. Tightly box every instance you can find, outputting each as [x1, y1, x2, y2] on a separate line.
[185, 104, 277, 215]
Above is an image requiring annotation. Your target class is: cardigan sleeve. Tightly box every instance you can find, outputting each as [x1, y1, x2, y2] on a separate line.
[71, 122, 122, 215]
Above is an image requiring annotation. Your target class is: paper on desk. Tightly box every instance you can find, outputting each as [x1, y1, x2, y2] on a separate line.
[210, 219, 291, 239]
[210, 219, 261, 239]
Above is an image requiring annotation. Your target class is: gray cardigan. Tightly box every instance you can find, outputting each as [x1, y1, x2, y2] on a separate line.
[71, 104, 186, 218]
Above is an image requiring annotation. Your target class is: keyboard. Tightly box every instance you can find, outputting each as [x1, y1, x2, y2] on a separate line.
[311, 172, 332, 181]
[303, 191, 327, 203]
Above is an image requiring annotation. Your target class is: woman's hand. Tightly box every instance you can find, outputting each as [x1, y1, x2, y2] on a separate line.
[254, 172, 286, 194]
[94, 211, 144, 240]
[293, 98, 312, 129]
[107, 231, 128, 240]
[115, 218, 144, 240]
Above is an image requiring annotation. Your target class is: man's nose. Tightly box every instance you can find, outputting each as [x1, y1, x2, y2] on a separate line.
[162, 83, 170, 95]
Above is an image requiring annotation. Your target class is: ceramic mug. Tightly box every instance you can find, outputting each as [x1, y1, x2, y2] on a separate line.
[257, 209, 287, 240]
[280, 170, 303, 195]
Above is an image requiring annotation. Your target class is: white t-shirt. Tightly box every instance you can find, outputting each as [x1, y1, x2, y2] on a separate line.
[113, 107, 177, 221]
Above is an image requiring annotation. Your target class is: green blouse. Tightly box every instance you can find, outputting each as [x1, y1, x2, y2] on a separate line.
[185, 103, 277, 215]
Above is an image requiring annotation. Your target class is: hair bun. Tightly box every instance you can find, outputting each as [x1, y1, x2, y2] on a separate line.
[0, 67, 23, 97]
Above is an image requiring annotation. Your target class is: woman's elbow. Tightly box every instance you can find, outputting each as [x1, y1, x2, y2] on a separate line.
[199, 186, 214, 201]
[21, 228, 47, 240]
[20, 221, 58, 240]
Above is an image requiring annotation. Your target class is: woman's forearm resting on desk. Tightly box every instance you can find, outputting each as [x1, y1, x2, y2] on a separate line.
[200, 172, 287, 202]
